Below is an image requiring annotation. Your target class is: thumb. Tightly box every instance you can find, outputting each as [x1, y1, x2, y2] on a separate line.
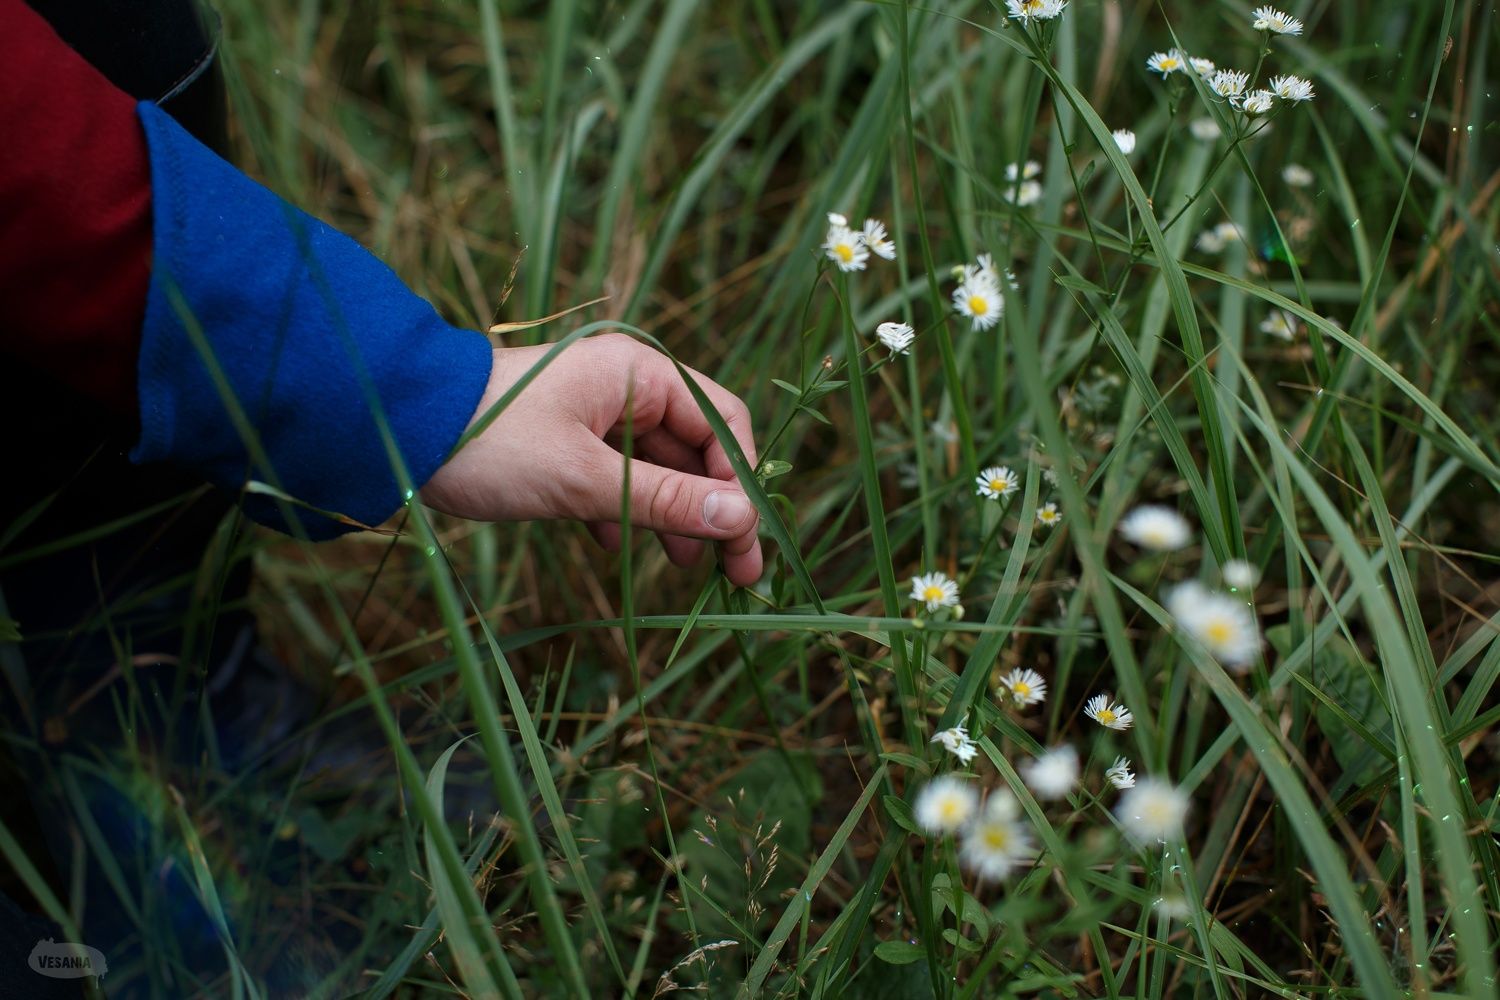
[619, 458, 760, 541]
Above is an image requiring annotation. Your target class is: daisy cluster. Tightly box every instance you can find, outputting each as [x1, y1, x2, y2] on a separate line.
[1145, 6, 1315, 124]
[1113, 505, 1265, 671]
[822, 211, 896, 273]
[1005, 0, 1067, 27]
[913, 731, 1188, 882]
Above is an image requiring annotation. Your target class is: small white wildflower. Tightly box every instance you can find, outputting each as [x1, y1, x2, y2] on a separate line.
[960, 794, 1031, 879]
[1195, 228, 1228, 253]
[1259, 309, 1298, 341]
[929, 420, 958, 444]
[930, 725, 979, 765]
[1006, 0, 1067, 23]
[1209, 69, 1250, 103]
[823, 220, 869, 272]
[1005, 161, 1041, 182]
[1189, 56, 1216, 76]
[1004, 179, 1043, 207]
[875, 321, 915, 355]
[1118, 777, 1190, 843]
[1251, 5, 1305, 35]
[1189, 117, 1222, 141]
[1112, 129, 1137, 155]
[1222, 559, 1260, 590]
[1282, 163, 1314, 186]
[1118, 505, 1193, 551]
[910, 571, 960, 613]
[1241, 89, 1276, 115]
[862, 218, 898, 260]
[1146, 50, 1186, 76]
[914, 775, 978, 835]
[1105, 756, 1137, 789]
[1166, 580, 1260, 669]
[1155, 894, 1195, 920]
[1269, 74, 1315, 103]
[975, 465, 1020, 500]
[1000, 667, 1047, 707]
[953, 277, 1005, 330]
[826, 212, 849, 227]
[1084, 694, 1134, 731]
[1035, 502, 1062, 528]
[1022, 745, 1079, 801]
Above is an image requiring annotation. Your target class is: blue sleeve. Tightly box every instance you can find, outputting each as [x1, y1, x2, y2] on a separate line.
[130, 101, 493, 539]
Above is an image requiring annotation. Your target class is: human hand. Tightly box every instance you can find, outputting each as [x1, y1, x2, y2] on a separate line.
[421, 334, 764, 586]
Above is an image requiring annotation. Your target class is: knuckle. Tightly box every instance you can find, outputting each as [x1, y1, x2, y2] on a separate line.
[648, 475, 697, 529]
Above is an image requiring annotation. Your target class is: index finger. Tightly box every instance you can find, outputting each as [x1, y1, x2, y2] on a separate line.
[645, 352, 759, 482]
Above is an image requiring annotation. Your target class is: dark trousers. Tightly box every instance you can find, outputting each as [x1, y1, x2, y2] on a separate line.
[3, 4, 246, 996]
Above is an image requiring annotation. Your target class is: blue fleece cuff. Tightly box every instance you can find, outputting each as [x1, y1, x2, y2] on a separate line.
[131, 102, 493, 539]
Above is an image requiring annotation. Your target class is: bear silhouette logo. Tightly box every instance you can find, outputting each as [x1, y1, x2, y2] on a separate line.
[28, 938, 108, 979]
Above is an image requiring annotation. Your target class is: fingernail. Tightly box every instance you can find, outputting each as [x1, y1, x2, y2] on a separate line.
[704, 490, 754, 531]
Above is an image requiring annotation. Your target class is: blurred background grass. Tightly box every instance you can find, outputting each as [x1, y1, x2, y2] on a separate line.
[4, 0, 1500, 996]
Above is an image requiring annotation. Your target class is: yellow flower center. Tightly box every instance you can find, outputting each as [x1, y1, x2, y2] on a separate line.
[968, 295, 989, 315]
[1097, 708, 1116, 724]
[834, 243, 855, 263]
[990, 478, 1007, 492]
[938, 798, 962, 823]
[923, 586, 945, 603]
[1012, 681, 1031, 697]
[982, 825, 1010, 850]
[1042, 510, 1057, 522]
[1162, 57, 1180, 70]
[1205, 620, 1234, 644]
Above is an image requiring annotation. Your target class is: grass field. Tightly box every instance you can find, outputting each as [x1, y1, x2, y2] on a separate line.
[7, 0, 1500, 996]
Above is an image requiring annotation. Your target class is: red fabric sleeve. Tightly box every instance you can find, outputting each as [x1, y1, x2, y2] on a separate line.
[0, 0, 153, 414]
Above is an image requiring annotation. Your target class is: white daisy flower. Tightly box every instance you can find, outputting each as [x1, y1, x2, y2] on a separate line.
[862, 218, 898, 260]
[1118, 505, 1193, 551]
[1006, 0, 1067, 23]
[823, 220, 869, 272]
[975, 465, 1020, 500]
[1146, 50, 1186, 76]
[1189, 117, 1222, 141]
[1118, 777, 1190, 843]
[1021, 745, 1079, 801]
[1000, 667, 1047, 707]
[1222, 559, 1260, 590]
[960, 794, 1031, 880]
[1259, 309, 1298, 341]
[1112, 128, 1137, 154]
[1269, 74, 1315, 103]
[1241, 89, 1276, 115]
[1195, 228, 1228, 253]
[910, 571, 960, 613]
[1209, 68, 1250, 103]
[930, 725, 979, 765]
[1166, 581, 1260, 669]
[953, 277, 1005, 330]
[914, 775, 978, 834]
[1155, 894, 1195, 920]
[1084, 693, 1134, 731]
[1105, 756, 1137, 789]
[1282, 163, 1314, 187]
[1035, 502, 1062, 528]
[1251, 5, 1305, 35]
[875, 321, 915, 355]
[1005, 160, 1043, 182]
[1189, 56, 1216, 76]
[1004, 179, 1043, 207]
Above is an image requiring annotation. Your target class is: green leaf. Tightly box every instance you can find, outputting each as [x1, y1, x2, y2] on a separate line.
[873, 939, 926, 965]
[882, 794, 920, 835]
